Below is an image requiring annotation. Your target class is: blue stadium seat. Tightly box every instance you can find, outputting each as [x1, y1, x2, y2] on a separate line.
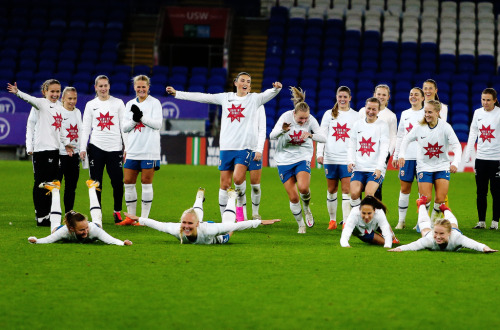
[282, 67, 300, 79]
[188, 85, 206, 93]
[451, 113, 469, 125]
[112, 82, 129, 95]
[20, 59, 37, 71]
[301, 68, 319, 79]
[134, 65, 151, 76]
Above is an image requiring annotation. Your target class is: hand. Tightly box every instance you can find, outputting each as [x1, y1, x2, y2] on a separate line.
[7, 82, 18, 94]
[300, 131, 312, 140]
[261, 219, 280, 225]
[391, 159, 398, 168]
[282, 122, 291, 132]
[166, 86, 176, 96]
[483, 246, 498, 253]
[373, 169, 381, 179]
[450, 165, 458, 173]
[272, 82, 282, 89]
[253, 152, 262, 161]
[124, 212, 139, 221]
[388, 248, 402, 252]
[27, 151, 33, 155]
[398, 158, 405, 168]
[28, 237, 37, 243]
[124, 240, 133, 246]
[317, 156, 324, 165]
[79, 151, 86, 160]
[348, 163, 354, 173]
[65, 145, 75, 157]
[131, 104, 143, 122]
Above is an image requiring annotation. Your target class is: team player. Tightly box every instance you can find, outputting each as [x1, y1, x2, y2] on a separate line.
[80, 75, 127, 224]
[118, 75, 163, 223]
[393, 88, 425, 229]
[58, 87, 83, 213]
[422, 79, 448, 122]
[347, 97, 390, 209]
[340, 196, 393, 248]
[316, 86, 358, 230]
[166, 73, 281, 219]
[465, 88, 500, 230]
[388, 196, 497, 253]
[237, 105, 266, 221]
[121, 188, 280, 244]
[398, 100, 462, 225]
[269, 87, 326, 234]
[8, 80, 63, 227]
[359, 84, 397, 201]
[28, 180, 132, 245]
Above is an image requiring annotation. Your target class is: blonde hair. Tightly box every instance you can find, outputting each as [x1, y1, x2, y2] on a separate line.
[374, 84, 391, 95]
[290, 86, 309, 114]
[332, 86, 351, 119]
[94, 75, 109, 86]
[434, 219, 452, 233]
[179, 208, 199, 244]
[133, 75, 150, 86]
[61, 87, 77, 107]
[419, 99, 441, 125]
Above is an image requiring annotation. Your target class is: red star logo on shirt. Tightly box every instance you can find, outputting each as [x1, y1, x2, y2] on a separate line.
[358, 137, 376, 156]
[96, 112, 114, 130]
[227, 104, 245, 122]
[289, 130, 305, 145]
[423, 142, 444, 159]
[66, 124, 78, 142]
[133, 122, 145, 132]
[406, 122, 413, 133]
[332, 123, 350, 141]
[52, 113, 62, 131]
[479, 124, 495, 143]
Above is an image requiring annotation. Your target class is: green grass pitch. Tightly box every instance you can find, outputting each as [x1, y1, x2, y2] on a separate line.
[1, 160, 499, 329]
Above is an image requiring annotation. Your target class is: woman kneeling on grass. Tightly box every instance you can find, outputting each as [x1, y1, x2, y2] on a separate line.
[122, 188, 280, 244]
[388, 196, 497, 253]
[340, 196, 393, 248]
[28, 180, 132, 246]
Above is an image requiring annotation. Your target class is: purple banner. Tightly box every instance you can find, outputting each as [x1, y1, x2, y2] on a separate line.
[0, 112, 28, 145]
[0, 92, 209, 119]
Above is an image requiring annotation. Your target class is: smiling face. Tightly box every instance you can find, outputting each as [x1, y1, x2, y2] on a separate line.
[365, 101, 380, 123]
[424, 103, 439, 125]
[481, 93, 496, 111]
[134, 80, 149, 101]
[336, 91, 351, 110]
[433, 224, 451, 245]
[423, 82, 437, 101]
[62, 90, 77, 110]
[181, 212, 199, 237]
[409, 88, 424, 109]
[70, 220, 89, 239]
[45, 83, 61, 103]
[95, 78, 110, 100]
[360, 204, 375, 224]
[234, 74, 251, 96]
[293, 107, 310, 126]
[374, 87, 390, 108]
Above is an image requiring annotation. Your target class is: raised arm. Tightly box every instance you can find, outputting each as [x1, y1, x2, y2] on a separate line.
[8, 83, 44, 110]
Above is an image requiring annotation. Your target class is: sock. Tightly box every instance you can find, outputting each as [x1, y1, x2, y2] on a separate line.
[223, 190, 236, 223]
[219, 189, 228, 218]
[350, 197, 361, 208]
[193, 190, 204, 223]
[124, 183, 137, 216]
[50, 188, 62, 232]
[398, 192, 410, 223]
[300, 190, 311, 212]
[141, 183, 153, 218]
[89, 186, 102, 226]
[327, 191, 338, 220]
[430, 203, 442, 223]
[417, 204, 432, 231]
[290, 201, 305, 227]
[251, 184, 261, 217]
[342, 193, 351, 222]
[235, 181, 246, 206]
[443, 209, 458, 226]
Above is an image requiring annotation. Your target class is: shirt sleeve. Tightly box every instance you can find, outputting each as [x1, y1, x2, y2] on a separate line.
[399, 124, 418, 159]
[254, 87, 281, 107]
[316, 111, 330, 158]
[141, 99, 163, 130]
[398, 236, 432, 251]
[255, 106, 266, 153]
[16, 90, 45, 110]
[269, 113, 287, 140]
[456, 233, 487, 252]
[205, 220, 262, 236]
[25, 108, 37, 153]
[175, 91, 224, 105]
[310, 117, 327, 143]
[464, 111, 478, 161]
[388, 113, 398, 155]
[31, 227, 70, 244]
[117, 99, 127, 149]
[139, 217, 182, 236]
[393, 115, 406, 160]
[80, 102, 93, 151]
[347, 122, 358, 165]
[122, 101, 136, 134]
[90, 223, 125, 245]
[447, 124, 462, 168]
[377, 213, 393, 248]
[340, 209, 358, 247]
[376, 121, 390, 171]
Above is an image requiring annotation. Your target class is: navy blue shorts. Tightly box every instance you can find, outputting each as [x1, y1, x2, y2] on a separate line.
[124, 159, 160, 170]
[417, 170, 450, 183]
[248, 152, 263, 171]
[277, 160, 311, 184]
[351, 171, 384, 186]
[219, 149, 252, 171]
[399, 159, 417, 182]
[324, 164, 350, 180]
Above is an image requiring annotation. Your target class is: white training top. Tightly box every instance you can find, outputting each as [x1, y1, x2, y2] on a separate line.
[80, 96, 126, 152]
[174, 88, 280, 151]
[464, 106, 500, 161]
[17, 90, 62, 152]
[59, 107, 83, 156]
[398, 229, 486, 252]
[340, 207, 393, 248]
[254, 105, 266, 153]
[269, 110, 326, 166]
[138, 218, 262, 244]
[439, 103, 449, 123]
[26, 107, 37, 154]
[28, 222, 125, 245]
[123, 95, 163, 160]
[359, 106, 397, 155]
[317, 108, 359, 164]
[347, 118, 390, 175]
[393, 107, 425, 161]
[399, 119, 462, 172]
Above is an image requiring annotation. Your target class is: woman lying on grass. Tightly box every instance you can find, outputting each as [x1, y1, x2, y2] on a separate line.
[122, 187, 280, 244]
[340, 196, 397, 248]
[28, 180, 132, 246]
[389, 196, 497, 253]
